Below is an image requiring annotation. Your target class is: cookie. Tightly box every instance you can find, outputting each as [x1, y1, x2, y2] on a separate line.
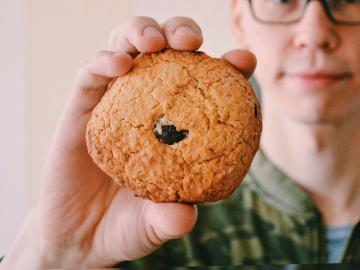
[86, 49, 262, 203]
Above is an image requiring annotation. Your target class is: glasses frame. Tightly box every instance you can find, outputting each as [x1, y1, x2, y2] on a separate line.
[248, 0, 360, 25]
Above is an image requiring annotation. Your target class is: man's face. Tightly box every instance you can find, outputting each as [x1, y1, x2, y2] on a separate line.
[232, 0, 360, 124]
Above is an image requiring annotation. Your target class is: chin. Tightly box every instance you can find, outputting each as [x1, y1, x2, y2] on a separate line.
[276, 84, 360, 125]
[287, 105, 359, 126]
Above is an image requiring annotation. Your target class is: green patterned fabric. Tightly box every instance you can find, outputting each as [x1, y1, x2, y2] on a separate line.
[115, 150, 360, 268]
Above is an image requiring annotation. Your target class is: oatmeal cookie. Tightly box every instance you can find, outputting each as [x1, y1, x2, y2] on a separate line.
[86, 49, 262, 203]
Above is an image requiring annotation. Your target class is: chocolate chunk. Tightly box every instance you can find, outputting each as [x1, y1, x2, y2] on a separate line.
[254, 104, 258, 118]
[154, 119, 189, 145]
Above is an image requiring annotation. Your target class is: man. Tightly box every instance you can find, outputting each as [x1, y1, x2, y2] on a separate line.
[1, 0, 359, 268]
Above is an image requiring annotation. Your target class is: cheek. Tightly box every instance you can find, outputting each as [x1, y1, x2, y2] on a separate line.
[243, 25, 289, 89]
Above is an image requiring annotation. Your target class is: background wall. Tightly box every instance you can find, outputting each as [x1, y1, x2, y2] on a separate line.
[0, 0, 27, 257]
[0, 0, 234, 255]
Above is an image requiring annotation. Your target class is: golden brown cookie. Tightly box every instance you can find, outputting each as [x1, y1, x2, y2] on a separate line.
[86, 49, 262, 203]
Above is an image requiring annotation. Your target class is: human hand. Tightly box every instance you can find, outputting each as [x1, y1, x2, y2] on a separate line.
[1, 16, 256, 269]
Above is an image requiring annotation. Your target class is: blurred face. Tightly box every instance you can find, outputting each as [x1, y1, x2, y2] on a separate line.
[231, 0, 360, 124]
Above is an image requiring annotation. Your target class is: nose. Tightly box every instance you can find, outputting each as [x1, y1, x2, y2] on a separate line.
[293, 1, 339, 52]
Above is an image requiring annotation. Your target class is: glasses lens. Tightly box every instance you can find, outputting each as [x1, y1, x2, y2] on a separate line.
[328, 0, 360, 23]
[251, 0, 306, 23]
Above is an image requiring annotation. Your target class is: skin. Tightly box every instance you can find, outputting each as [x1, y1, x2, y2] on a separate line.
[0, 16, 256, 269]
[231, 0, 360, 226]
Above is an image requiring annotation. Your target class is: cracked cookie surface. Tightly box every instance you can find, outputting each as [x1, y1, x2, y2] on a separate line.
[86, 49, 262, 203]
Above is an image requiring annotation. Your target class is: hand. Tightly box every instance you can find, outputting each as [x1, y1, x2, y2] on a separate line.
[1, 16, 256, 269]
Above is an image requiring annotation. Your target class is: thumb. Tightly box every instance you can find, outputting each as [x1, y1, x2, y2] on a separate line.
[145, 202, 197, 245]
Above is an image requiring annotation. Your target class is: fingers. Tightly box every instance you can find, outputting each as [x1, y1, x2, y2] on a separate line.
[68, 51, 133, 116]
[109, 16, 254, 81]
[109, 16, 203, 54]
[162, 17, 203, 51]
[88, 190, 197, 264]
[222, 49, 257, 79]
[76, 51, 132, 89]
[109, 16, 166, 54]
[145, 202, 197, 246]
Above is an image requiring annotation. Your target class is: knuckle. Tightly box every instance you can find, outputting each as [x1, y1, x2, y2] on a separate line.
[128, 16, 159, 29]
[95, 50, 110, 57]
[109, 16, 161, 51]
[74, 65, 89, 85]
[109, 26, 123, 49]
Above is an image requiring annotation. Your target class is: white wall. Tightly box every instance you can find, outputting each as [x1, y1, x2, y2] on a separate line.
[0, 0, 27, 256]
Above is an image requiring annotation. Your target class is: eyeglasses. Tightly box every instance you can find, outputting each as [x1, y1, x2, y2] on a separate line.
[248, 0, 360, 25]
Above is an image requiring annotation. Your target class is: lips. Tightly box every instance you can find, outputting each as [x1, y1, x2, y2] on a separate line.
[283, 71, 353, 89]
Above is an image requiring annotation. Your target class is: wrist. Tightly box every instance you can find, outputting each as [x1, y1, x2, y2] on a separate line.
[0, 206, 99, 269]
[0, 207, 49, 270]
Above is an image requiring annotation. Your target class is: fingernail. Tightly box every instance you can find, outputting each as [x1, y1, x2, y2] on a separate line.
[174, 26, 198, 36]
[143, 26, 163, 38]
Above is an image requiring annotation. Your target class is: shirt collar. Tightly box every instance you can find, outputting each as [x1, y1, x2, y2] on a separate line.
[247, 149, 318, 217]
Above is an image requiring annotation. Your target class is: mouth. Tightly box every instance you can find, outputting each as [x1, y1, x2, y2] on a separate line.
[283, 71, 353, 89]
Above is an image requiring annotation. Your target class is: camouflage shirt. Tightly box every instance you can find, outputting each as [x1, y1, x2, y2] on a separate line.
[116, 150, 360, 268]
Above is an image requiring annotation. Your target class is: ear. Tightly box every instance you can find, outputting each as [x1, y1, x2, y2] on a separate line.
[230, 0, 248, 49]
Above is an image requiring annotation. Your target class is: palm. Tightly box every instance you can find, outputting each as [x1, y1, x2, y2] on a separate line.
[38, 109, 119, 259]
[38, 107, 161, 266]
